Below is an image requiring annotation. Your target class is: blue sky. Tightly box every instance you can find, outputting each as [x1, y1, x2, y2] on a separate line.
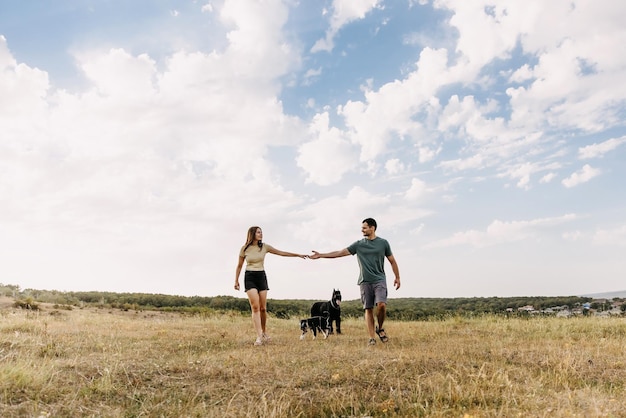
[1, 0, 625, 302]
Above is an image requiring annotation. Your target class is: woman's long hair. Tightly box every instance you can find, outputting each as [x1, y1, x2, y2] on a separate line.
[243, 226, 262, 252]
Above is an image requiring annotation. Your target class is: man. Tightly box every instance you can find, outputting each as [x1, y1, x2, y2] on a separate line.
[311, 218, 401, 345]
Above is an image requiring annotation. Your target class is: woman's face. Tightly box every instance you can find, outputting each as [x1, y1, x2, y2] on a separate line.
[255, 228, 263, 241]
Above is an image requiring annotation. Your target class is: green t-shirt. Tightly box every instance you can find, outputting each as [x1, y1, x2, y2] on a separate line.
[347, 237, 392, 284]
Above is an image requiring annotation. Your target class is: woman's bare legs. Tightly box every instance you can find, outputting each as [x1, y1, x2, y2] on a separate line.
[246, 289, 264, 344]
[258, 290, 271, 341]
[258, 290, 268, 335]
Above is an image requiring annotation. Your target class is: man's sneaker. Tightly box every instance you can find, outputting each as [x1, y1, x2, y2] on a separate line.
[368, 338, 376, 346]
[262, 333, 271, 342]
[254, 337, 263, 346]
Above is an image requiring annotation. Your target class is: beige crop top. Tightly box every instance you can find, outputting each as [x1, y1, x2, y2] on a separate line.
[239, 243, 275, 271]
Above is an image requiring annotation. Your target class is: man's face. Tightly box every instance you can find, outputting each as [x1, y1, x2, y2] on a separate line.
[361, 222, 374, 237]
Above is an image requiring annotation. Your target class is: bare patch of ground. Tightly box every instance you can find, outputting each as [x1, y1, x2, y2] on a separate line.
[0, 296, 14, 309]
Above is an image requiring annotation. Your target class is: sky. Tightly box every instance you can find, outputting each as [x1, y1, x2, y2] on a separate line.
[1, 0, 625, 302]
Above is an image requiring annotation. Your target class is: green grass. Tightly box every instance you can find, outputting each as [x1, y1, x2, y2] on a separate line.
[0, 307, 624, 417]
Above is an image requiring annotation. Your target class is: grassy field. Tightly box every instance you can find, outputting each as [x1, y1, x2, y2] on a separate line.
[0, 303, 625, 417]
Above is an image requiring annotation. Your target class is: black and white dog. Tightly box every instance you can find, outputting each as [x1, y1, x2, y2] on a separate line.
[299, 316, 330, 340]
[310, 289, 342, 334]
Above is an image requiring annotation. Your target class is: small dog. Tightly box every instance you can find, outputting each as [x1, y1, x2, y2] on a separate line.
[299, 316, 330, 340]
[310, 289, 342, 334]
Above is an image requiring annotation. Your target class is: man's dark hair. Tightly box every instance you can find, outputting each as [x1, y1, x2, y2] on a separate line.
[362, 218, 377, 230]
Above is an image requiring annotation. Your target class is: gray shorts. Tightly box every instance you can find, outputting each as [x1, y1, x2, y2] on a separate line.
[360, 281, 388, 309]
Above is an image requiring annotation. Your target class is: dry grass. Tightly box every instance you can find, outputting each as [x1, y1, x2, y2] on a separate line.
[0, 305, 625, 417]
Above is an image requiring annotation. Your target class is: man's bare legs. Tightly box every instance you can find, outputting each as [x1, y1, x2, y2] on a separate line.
[365, 308, 376, 339]
[376, 302, 386, 330]
[366, 302, 388, 344]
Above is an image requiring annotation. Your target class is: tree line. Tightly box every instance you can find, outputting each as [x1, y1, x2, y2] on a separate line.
[1, 283, 598, 320]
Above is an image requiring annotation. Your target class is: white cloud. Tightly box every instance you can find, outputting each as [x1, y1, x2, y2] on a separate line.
[0, 35, 16, 68]
[499, 161, 561, 190]
[0, 37, 49, 121]
[417, 146, 440, 163]
[311, 0, 383, 53]
[338, 47, 449, 162]
[593, 225, 626, 246]
[562, 230, 582, 241]
[442, 1, 521, 72]
[510, 163, 534, 189]
[220, 0, 296, 78]
[540, 172, 556, 184]
[426, 214, 578, 249]
[429, 0, 626, 173]
[439, 154, 484, 172]
[410, 223, 425, 235]
[561, 164, 600, 188]
[78, 48, 157, 99]
[497, 2, 626, 133]
[578, 136, 626, 159]
[385, 158, 405, 175]
[297, 186, 391, 247]
[302, 67, 322, 85]
[509, 64, 533, 83]
[296, 112, 358, 185]
[405, 177, 428, 201]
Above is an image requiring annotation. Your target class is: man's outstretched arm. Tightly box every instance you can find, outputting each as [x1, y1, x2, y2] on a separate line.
[310, 248, 350, 259]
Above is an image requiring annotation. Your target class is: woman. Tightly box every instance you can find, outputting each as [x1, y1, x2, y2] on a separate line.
[235, 226, 307, 346]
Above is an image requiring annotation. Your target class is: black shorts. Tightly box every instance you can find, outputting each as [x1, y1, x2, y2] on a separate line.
[244, 270, 269, 292]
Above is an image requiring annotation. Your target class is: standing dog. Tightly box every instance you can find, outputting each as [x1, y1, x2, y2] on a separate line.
[310, 289, 342, 334]
[299, 316, 330, 340]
